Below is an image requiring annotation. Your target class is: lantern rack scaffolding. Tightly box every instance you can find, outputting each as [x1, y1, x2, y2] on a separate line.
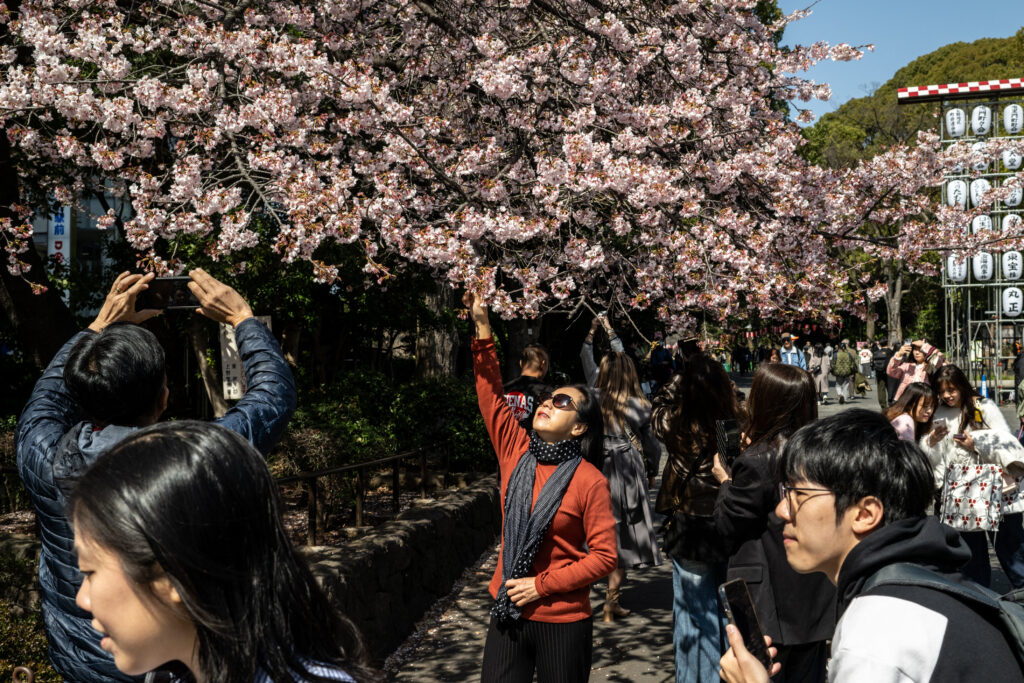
[899, 79, 1024, 401]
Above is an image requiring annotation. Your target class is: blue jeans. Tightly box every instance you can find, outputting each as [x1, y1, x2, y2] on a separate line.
[672, 557, 727, 683]
[960, 512, 1024, 588]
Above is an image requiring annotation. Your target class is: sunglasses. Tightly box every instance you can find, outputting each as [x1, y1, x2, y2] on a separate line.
[538, 392, 578, 411]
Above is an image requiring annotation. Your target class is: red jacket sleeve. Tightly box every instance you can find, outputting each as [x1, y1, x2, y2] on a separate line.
[534, 476, 618, 596]
[472, 337, 529, 467]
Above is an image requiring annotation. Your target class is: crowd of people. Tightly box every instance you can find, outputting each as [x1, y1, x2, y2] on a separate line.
[12, 272, 1024, 682]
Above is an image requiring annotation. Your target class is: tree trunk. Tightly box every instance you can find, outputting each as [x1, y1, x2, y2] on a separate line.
[188, 318, 231, 418]
[415, 283, 457, 378]
[0, 129, 78, 369]
[865, 305, 876, 342]
[884, 260, 905, 346]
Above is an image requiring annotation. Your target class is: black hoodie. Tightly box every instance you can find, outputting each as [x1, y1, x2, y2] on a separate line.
[829, 516, 1022, 682]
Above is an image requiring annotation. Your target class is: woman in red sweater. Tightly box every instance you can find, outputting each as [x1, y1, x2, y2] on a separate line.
[465, 292, 617, 683]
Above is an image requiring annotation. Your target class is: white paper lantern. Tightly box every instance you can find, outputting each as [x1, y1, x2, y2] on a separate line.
[1004, 287, 1024, 317]
[1006, 213, 1023, 234]
[972, 105, 992, 136]
[972, 141, 988, 171]
[972, 215, 993, 233]
[1004, 251, 1024, 280]
[946, 255, 968, 282]
[971, 178, 992, 207]
[947, 179, 968, 208]
[1006, 185, 1023, 208]
[946, 108, 967, 137]
[973, 252, 994, 281]
[1005, 104, 1024, 135]
[1004, 149, 1023, 170]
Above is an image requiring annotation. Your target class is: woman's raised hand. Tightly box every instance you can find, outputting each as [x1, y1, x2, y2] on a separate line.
[463, 291, 491, 339]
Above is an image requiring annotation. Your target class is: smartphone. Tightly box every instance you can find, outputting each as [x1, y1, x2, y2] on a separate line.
[719, 579, 772, 670]
[135, 276, 200, 310]
[715, 419, 742, 466]
[953, 433, 967, 442]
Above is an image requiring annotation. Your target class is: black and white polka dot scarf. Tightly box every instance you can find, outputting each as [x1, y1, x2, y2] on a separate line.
[491, 431, 583, 624]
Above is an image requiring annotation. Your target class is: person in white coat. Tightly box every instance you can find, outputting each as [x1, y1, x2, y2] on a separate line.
[919, 364, 1024, 588]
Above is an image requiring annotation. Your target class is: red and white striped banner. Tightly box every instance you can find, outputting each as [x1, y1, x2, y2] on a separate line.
[897, 78, 1024, 104]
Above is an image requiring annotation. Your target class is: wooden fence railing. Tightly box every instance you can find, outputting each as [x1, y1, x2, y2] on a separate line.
[274, 442, 449, 545]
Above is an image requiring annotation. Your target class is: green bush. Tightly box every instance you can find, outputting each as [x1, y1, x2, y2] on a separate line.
[0, 415, 29, 514]
[269, 370, 490, 478]
[391, 375, 490, 472]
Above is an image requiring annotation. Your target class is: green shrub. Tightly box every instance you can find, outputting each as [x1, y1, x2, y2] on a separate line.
[269, 370, 490, 481]
[391, 375, 490, 471]
[0, 415, 29, 514]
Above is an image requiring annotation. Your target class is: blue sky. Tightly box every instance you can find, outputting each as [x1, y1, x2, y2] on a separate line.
[776, 0, 1024, 123]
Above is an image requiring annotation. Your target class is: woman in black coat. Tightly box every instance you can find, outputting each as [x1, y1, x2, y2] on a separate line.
[711, 364, 836, 683]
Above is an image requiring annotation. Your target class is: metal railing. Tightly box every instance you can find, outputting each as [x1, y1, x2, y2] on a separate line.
[275, 442, 449, 545]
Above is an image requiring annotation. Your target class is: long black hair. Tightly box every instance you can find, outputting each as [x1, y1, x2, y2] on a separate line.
[885, 381, 937, 442]
[69, 421, 377, 683]
[932, 364, 986, 433]
[565, 383, 605, 466]
[745, 363, 817, 450]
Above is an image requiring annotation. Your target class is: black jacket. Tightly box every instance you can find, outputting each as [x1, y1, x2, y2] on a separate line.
[16, 319, 296, 683]
[713, 439, 836, 645]
[832, 516, 1020, 681]
[652, 374, 731, 563]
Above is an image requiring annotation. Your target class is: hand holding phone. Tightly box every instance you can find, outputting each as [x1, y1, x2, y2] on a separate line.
[719, 579, 773, 670]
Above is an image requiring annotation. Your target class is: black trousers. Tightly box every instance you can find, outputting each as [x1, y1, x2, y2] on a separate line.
[480, 615, 593, 683]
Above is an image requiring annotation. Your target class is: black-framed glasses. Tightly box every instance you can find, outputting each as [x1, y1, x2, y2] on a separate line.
[778, 483, 833, 512]
[538, 392, 578, 411]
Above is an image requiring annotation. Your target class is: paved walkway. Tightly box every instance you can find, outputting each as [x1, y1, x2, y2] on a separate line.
[388, 377, 1018, 681]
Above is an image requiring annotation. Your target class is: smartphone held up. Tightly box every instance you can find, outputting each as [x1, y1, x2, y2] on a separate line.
[135, 276, 200, 311]
[719, 579, 773, 670]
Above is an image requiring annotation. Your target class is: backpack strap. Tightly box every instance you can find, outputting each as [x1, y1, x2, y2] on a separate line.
[863, 563, 1001, 611]
[864, 563, 1024, 673]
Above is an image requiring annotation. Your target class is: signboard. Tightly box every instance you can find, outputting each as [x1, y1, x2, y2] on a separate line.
[46, 207, 72, 265]
[219, 316, 273, 400]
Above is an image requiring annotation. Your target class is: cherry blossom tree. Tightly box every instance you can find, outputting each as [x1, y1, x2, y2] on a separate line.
[0, 0, 876, 339]
[813, 128, 1024, 341]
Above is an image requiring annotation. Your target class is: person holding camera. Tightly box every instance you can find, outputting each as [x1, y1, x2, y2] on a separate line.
[16, 269, 296, 682]
[886, 338, 943, 402]
[711, 364, 835, 683]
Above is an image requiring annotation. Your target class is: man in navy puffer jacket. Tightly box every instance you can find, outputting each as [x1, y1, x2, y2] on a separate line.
[16, 269, 297, 682]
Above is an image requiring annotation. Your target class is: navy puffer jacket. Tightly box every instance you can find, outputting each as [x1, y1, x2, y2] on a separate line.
[16, 318, 297, 682]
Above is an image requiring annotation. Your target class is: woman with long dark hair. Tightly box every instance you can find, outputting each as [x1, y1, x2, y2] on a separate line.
[885, 381, 938, 443]
[466, 293, 616, 682]
[581, 316, 662, 622]
[70, 421, 375, 683]
[652, 354, 740, 682]
[711, 364, 835, 683]
[922, 364, 1024, 588]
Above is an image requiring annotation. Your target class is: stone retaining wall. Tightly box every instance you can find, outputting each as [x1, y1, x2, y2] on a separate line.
[303, 474, 500, 659]
[0, 474, 500, 661]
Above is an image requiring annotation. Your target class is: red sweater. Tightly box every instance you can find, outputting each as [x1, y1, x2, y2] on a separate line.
[472, 337, 617, 623]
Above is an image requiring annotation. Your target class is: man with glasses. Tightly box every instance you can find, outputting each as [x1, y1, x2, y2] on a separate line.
[720, 409, 1021, 682]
